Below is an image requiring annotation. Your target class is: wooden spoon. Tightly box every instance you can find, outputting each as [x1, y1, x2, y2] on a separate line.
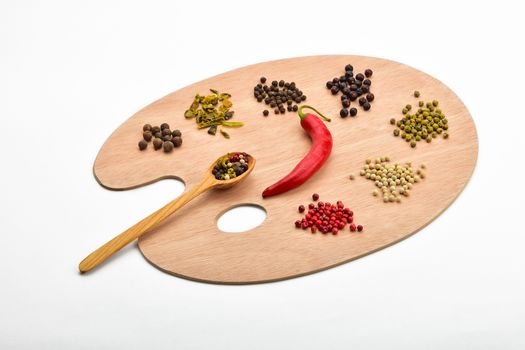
[79, 153, 255, 273]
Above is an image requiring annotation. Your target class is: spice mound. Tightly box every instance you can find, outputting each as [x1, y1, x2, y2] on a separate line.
[139, 123, 182, 153]
[391, 98, 449, 148]
[254, 77, 306, 116]
[184, 89, 243, 138]
[360, 157, 426, 203]
[212, 152, 250, 180]
[294, 194, 364, 235]
[325, 64, 375, 118]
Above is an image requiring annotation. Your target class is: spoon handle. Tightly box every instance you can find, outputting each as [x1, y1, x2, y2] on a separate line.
[79, 177, 215, 273]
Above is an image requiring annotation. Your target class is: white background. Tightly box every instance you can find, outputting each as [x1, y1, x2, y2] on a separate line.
[1, 0, 524, 349]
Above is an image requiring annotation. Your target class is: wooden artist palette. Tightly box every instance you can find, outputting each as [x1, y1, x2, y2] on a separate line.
[93, 55, 478, 283]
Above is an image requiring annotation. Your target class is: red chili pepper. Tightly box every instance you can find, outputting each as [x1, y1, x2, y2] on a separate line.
[262, 106, 333, 198]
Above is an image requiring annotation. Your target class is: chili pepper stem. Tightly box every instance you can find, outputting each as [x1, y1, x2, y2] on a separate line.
[298, 105, 331, 122]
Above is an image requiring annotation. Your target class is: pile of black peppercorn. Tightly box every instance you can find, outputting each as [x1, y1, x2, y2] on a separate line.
[254, 77, 306, 116]
[138, 123, 182, 153]
[326, 64, 374, 118]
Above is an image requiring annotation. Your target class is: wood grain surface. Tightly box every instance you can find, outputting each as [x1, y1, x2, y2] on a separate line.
[93, 55, 478, 284]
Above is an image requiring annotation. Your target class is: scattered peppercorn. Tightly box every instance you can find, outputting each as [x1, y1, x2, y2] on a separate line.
[138, 140, 147, 150]
[172, 136, 182, 147]
[294, 194, 364, 234]
[139, 123, 183, 152]
[390, 118, 396, 125]
[312, 193, 319, 201]
[391, 98, 449, 147]
[254, 78, 304, 115]
[212, 152, 250, 180]
[263, 110, 269, 117]
[360, 157, 426, 203]
[143, 131, 152, 142]
[163, 141, 174, 152]
[325, 64, 375, 116]
[340, 108, 349, 118]
[414, 90, 420, 98]
[153, 138, 163, 150]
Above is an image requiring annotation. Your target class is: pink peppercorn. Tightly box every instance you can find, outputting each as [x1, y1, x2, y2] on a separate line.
[294, 195, 362, 237]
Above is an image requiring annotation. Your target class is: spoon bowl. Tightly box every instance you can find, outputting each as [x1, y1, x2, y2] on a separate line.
[208, 152, 256, 189]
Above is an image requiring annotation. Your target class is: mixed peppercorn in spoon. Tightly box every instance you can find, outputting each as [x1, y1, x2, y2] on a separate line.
[212, 152, 251, 180]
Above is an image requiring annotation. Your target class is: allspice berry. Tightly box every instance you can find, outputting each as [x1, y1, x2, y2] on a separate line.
[153, 138, 163, 150]
[172, 136, 182, 147]
[138, 140, 148, 150]
[140, 122, 182, 153]
[163, 141, 174, 152]
[143, 131, 152, 142]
